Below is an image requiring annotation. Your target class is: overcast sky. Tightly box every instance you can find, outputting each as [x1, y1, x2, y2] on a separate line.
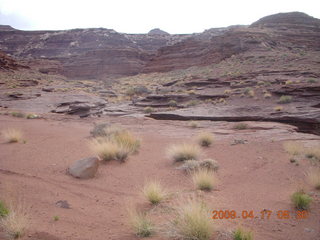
[0, 0, 319, 34]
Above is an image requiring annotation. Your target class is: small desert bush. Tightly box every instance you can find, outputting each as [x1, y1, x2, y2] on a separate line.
[264, 92, 272, 98]
[186, 100, 199, 107]
[0, 205, 28, 239]
[189, 121, 198, 128]
[278, 95, 292, 104]
[1, 128, 23, 143]
[307, 78, 318, 83]
[169, 100, 178, 107]
[224, 89, 232, 94]
[26, 113, 39, 119]
[308, 169, 320, 190]
[167, 143, 201, 162]
[143, 106, 154, 114]
[283, 141, 304, 156]
[247, 89, 255, 97]
[274, 106, 283, 111]
[90, 139, 130, 162]
[192, 169, 216, 191]
[128, 209, 154, 237]
[196, 132, 214, 147]
[291, 190, 312, 210]
[112, 130, 140, 154]
[142, 181, 166, 205]
[11, 112, 25, 118]
[243, 87, 251, 95]
[285, 80, 293, 85]
[169, 199, 213, 240]
[179, 159, 219, 173]
[233, 123, 248, 130]
[233, 227, 253, 240]
[0, 201, 9, 217]
[304, 147, 320, 160]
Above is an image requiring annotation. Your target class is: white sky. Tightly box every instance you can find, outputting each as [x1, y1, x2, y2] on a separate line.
[0, 0, 319, 34]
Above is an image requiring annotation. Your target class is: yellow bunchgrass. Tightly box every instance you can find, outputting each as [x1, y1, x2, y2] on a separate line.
[196, 132, 214, 147]
[90, 138, 130, 162]
[308, 169, 320, 190]
[169, 199, 213, 240]
[283, 141, 304, 156]
[0, 201, 28, 239]
[167, 143, 202, 162]
[112, 130, 140, 154]
[304, 146, 320, 160]
[142, 181, 166, 205]
[1, 128, 23, 143]
[192, 169, 217, 191]
[128, 208, 154, 237]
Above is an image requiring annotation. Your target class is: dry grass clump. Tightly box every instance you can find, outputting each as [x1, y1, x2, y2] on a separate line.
[1, 128, 23, 143]
[189, 121, 198, 128]
[264, 92, 272, 98]
[143, 106, 154, 114]
[167, 143, 202, 162]
[112, 130, 141, 154]
[169, 199, 213, 240]
[233, 227, 253, 240]
[90, 126, 140, 162]
[90, 139, 130, 162]
[142, 181, 166, 205]
[179, 159, 219, 173]
[232, 123, 248, 130]
[192, 169, 217, 191]
[274, 106, 283, 111]
[0, 202, 28, 239]
[308, 169, 320, 190]
[196, 132, 214, 147]
[304, 146, 320, 160]
[128, 208, 154, 237]
[278, 95, 293, 104]
[291, 190, 312, 210]
[283, 141, 304, 156]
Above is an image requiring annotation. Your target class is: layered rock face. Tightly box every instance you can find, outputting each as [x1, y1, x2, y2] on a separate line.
[0, 27, 186, 78]
[0, 12, 319, 79]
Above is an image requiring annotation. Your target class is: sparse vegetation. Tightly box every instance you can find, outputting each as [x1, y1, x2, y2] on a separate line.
[169, 199, 213, 240]
[1, 128, 23, 143]
[192, 169, 216, 191]
[179, 159, 219, 173]
[169, 100, 178, 107]
[291, 190, 312, 210]
[304, 146, 320, 160]
[167, 143, 201, 162]
[26, 113, 39, 119]
[274, 106, 283, 111]
[189, 121, 198, 128]
[90, 139, 130, 162]
[11, 112, 25, 118]
[308, 169, 320, 190]
[196, 132, 214, 147]
[283, 141, 304, 156]
[143, 106, 154, 114]
[278, 95, 292, 104]
[142, 181, 166, 205]
[224, 89, 232, 94]
[0, 204, 28, 239]
[307, 78, 318, 83]
[53, 215, 60, 221]
[263, 92, 272, 98]
[186, 100, 199, 107]
[233, 227, 253, 240]
[128, 209, 154, 237]
[285, 80, 293, 85]
[0, 201, 9, 217]
[112, 130, 141, 154]
[233, 123, 248, 130]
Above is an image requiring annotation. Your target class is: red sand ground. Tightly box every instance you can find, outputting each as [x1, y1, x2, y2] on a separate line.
[0, 114, 319, 240]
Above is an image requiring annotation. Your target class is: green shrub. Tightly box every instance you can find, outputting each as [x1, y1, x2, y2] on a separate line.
[233, 227, 253, 240]
[278, 95, 292, 104]
[291, 191, 312, 210]
[0, 201, 9, 217]
[233, 123, 248, 130]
